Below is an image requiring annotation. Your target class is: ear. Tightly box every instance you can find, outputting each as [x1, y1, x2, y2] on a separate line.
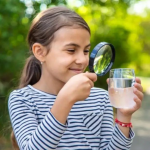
[32, 43, 47, 62]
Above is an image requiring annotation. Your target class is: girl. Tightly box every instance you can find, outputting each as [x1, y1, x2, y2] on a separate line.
[8, 6, 143, 150]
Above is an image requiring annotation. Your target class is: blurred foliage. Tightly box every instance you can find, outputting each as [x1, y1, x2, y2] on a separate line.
[0, 0, 150, 148]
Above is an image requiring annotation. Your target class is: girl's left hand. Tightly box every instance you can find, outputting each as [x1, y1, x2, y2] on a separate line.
[117, 77, 144, 116]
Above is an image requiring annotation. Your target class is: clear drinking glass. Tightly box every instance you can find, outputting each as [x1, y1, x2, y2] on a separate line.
[108, 68, 136, 108]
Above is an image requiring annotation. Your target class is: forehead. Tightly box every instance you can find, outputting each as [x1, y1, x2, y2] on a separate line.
[52, 26, 91, 46]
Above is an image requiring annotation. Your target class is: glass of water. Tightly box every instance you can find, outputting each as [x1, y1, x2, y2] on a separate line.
[108, 68, 136, 108]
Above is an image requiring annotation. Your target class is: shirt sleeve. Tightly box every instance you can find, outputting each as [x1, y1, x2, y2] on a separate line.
[8, 91, 67, 150]
[99, 91, 135, 150]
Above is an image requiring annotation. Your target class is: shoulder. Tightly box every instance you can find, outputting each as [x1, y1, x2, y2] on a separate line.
[9, 86, 30, 98]
[8, 86, 33, 106]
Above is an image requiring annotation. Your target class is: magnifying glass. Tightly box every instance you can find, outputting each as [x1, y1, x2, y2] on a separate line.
[89, 42, 115, 76]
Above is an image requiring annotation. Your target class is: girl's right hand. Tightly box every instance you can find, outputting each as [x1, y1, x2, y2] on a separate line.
[58, 72, 97, 104]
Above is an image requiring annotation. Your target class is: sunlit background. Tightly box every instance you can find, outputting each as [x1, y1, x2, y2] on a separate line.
[0, 0, 150, 149]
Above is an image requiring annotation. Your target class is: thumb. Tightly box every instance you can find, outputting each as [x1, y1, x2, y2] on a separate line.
[84, 72, 97, 82]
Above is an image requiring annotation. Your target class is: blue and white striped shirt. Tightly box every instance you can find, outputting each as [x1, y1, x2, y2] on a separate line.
[8, 85, 134, 150]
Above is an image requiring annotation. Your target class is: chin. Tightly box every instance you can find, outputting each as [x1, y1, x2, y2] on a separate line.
[64, 74, 77, 82]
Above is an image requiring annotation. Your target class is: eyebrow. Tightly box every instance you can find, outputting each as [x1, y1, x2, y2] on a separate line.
[65, 43, 91, 48]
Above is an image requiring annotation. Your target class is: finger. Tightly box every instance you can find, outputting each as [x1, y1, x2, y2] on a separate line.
[134, 82, 143, 93]
[88, 79, 94, 88]
[135, 77, 141, 84]
[133, 96, 142, 110]
[133, 87, 144, 101]
[84, 72, 97, 82]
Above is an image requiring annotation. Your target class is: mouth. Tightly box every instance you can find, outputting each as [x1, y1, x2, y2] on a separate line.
[69, 68, 83, 74]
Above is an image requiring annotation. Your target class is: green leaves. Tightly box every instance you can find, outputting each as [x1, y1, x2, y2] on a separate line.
[0, 0, 149, 93]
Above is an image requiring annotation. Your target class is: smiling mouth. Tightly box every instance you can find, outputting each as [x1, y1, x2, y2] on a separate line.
[69, 68, 83, 73]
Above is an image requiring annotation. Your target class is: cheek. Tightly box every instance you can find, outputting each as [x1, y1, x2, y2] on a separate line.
[61, 58, 72, 64]
[53, 58, 73, 71]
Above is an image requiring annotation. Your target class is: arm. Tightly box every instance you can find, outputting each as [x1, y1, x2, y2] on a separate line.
[116, 77, 143, 138]
[100, 77, 143, 150]
[9, 73, 97, 150]
[99, 92, 134, 150]
[8, 91, 68, 150]
[51, 72, 97, 124]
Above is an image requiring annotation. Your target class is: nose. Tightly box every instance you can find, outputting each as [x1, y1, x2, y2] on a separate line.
[75, 51, 89, 65]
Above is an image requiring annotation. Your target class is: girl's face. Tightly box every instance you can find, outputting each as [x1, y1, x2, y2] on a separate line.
[43, 27, 91, 84]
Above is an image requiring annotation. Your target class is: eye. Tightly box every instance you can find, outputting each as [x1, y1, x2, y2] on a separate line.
[67, 49, 75, 53]
[84, 50, 89, 55]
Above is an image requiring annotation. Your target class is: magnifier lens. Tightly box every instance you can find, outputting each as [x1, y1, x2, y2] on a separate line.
[89, 42, 115, 76]
[94, 45, 112, 74]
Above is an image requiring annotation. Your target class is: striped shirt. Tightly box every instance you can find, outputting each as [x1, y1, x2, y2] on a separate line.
[8, 85, 134, 150]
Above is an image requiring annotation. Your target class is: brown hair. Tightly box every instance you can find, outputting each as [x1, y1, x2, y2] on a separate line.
[11, 6, 90, 149]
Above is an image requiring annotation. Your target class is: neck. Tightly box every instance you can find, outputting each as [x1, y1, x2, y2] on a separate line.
[33, 72, 65, 95]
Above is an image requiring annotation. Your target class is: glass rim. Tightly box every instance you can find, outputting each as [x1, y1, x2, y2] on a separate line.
[110, 68, 134, 72]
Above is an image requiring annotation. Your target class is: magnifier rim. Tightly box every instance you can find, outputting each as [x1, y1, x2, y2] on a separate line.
[89, 42, 115, 76]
